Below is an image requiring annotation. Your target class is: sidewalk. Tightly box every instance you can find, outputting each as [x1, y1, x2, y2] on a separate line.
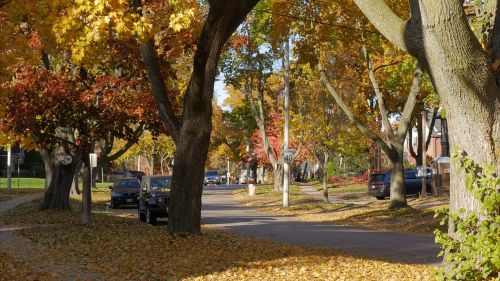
[0, 194, 99, 280]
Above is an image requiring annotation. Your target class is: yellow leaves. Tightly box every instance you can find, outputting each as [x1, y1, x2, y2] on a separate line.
[169, 8, 196, 33]
[53, 0, 153, 64]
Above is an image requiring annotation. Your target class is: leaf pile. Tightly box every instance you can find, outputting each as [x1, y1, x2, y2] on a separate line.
[0, 188, 435, 280]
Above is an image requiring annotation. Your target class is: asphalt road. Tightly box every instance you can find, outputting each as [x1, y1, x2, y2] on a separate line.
[201, 184, 441, 265]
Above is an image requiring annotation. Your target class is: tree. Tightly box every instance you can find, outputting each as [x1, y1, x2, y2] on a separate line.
[351, 0, 500, 232]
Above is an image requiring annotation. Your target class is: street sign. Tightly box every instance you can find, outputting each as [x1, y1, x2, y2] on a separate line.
[283, 149, 294, 164]
[89, 153, 98, 168]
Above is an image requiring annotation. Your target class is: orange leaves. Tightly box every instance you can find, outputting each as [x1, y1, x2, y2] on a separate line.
[0, 187, 436, 281]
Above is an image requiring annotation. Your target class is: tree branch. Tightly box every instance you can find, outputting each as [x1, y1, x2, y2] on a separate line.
[363, 45, 395, 140]
[397, 63, 424, 142]
[107, 124, 145, 162]
[318, 61, 391, 153]
[353, 0, 410, 53]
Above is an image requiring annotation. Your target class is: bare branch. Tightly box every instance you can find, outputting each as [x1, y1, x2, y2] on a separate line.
[363, 45, 396, 140]
[397, 63, 424, 142]
[318, 61, 391, 153]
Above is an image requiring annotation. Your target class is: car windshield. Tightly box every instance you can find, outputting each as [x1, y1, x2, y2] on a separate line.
[205, 171, 218, 176]
[114, 180, 140, 188]
[150, 177, 172, 189]
[369, 174, 385, 182]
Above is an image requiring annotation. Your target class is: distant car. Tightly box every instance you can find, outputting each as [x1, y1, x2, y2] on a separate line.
[367, 170, 431, 200]
[109, 178, 141, 208]
[107, 171, 132, 182]
[204, 170, 222, 185]
[138, 175, 172, 225]
[130, 170, 145, 180]
[239, 170, 255, 184]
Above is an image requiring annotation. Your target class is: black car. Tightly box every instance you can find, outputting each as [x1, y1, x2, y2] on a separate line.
[109, 178, 141, 208]
[367, 170, 431, 200]
[204, 170, 222, 185]
[138, 175, 172, 225]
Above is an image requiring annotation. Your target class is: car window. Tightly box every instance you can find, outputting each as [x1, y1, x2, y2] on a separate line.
[150, 177, 172, 189]
[114, 180, 140, 188]
[404, 171, 416, 179]
[205, 171, 219, 176]
[369, 174, 385, 182]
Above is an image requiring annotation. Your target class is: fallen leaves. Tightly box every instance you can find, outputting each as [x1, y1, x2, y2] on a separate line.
[235, 185, 448, 237]
[0, 188, 44, 202]
[0, 187, 436, 280]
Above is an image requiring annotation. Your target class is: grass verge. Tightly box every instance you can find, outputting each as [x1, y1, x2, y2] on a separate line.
[235, 184, 447, 237]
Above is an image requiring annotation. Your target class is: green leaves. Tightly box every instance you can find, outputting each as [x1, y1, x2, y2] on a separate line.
[435, 150, 500, 280]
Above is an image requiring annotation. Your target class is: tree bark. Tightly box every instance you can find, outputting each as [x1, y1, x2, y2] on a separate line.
[387, 146, 407, 209]
[40, 155, 78, 210]
[323, 151, 329, 203]
[353, 0, 500, 221]
[273, 163, 284, 192]
[163, 1, 260, 233]
[81, 152, 92, 225]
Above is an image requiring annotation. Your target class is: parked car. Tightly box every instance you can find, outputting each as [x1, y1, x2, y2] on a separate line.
[138, 175, 172, 225]
[130, 170, 145, 180]
[109, 178, 141, 208]
[107, 171, 132, 182]
[204, 170, 222, 185]
[367, 170, 431, 200]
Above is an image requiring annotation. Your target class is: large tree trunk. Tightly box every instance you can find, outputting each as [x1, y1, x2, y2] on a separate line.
[40, 156, 78, 210]
[162, 1, 259, 233]
[39, 149, 54, 190]
[387, 147, 406, 209]
[353, 0, 500, 221]
[273, 164, 284, 191]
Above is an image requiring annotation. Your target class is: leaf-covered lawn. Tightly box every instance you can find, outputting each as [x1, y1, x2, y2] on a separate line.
[0, 187, 435, 280]
[236, 185, 448, 237]
[0, 178, 45, 201]
[0, 188, 44, 202]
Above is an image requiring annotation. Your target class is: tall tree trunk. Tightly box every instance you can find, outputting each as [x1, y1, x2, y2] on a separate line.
[71, 162, 82, 195]
[273, 164, 284, 191]
[40, 157, 78, 210]
[39, 149, 54, 190]
[81, 154, 92, 225]
[138, 0, 259, 233]
[388, 146, 406, 209]
[323, 151, 329, 203]
[353, 0, 500, 223]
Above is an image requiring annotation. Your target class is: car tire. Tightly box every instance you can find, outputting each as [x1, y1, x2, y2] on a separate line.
[146, 207, 156, 225]
[376, 196, 385, 200]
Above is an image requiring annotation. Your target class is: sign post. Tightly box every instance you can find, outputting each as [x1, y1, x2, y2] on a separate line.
[89, 153, 97, 188]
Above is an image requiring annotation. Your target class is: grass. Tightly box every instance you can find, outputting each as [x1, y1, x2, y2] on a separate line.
[314, 183, 367, 194]
[0, 186, 435, 281]
[0, 177, 45, 189]
[0, 178, 45, 201]
[236, 184, 448, 237]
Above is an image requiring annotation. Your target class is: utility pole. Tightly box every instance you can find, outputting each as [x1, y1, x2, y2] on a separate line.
[283, 38, 291, 207]
[227, 160, 230, 185]
[6, 146, 12, 189]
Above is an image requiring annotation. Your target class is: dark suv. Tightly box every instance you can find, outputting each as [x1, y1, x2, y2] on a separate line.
[138, 175, 172, 225]
[367, 170, 431, 200]
[109, 178, 141, 208]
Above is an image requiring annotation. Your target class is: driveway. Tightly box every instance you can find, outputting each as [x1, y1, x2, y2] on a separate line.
[201, 185, 441, 265]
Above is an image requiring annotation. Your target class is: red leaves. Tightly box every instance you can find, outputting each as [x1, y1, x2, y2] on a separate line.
[2, 67, 160, 147]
